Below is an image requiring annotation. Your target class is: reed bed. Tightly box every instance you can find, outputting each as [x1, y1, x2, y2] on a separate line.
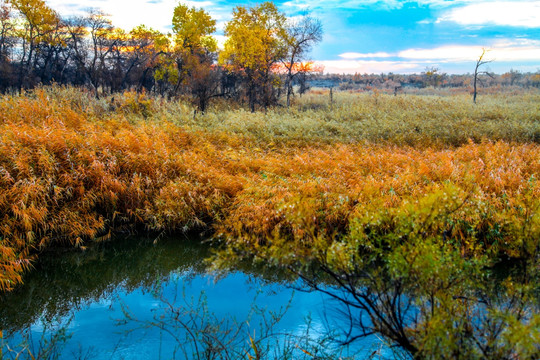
[0, 86, 539, 290]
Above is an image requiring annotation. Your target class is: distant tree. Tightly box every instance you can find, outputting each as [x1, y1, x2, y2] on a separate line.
[532, 71, 540, 88]
[473, 48, 493, 104]
[296, 61, 323, 96]
[501, 69, 521, 86]
[64, 15, 91, 86]
[85, 10, 116, 96]
[423, 66, 445, 88]
[32, 18, 68, 84]
[220, 2, 287, 112]
[282, 15, 322, 107]
[171, 3, 216, 95]
[106, 27, 131, 92]
[188, 54, 221, 113]
[0, 2, 13, 60]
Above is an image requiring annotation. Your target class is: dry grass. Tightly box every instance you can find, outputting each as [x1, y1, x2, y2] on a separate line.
[0, 86, 539, 290]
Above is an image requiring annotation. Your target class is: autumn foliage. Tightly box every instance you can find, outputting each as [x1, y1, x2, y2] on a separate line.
[0, 86, 539, 291]
[0, 88, 234, 290]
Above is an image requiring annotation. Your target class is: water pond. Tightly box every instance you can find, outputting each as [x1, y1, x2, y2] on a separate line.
[0, 237, 384, 359]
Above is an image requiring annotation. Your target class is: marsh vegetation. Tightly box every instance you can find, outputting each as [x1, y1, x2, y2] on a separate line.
[0, 85, 539, 358]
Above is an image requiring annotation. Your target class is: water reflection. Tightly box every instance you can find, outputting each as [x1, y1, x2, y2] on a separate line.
[0, 236, 210, 332]
[0, 237, 374, 359]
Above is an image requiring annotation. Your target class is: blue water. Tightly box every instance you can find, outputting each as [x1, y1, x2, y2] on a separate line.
[0, 237, 384, 359]
[42, 275, 322, 359]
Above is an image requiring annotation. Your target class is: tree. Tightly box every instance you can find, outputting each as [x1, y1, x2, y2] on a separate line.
[107, 27, 131, 92]
[282, 15, 322, 107]
[172, 3, 216, 52]
[213, 184, 540, 359]
[220, 2, 287, 112]
[423, 66, 445, 88]
[0, 1, 15, 89]
[63, 15, 88, 86]
[171, 3, 216, 93]
[473, 48, 493, 104]
[0, 1, 13, 61]
[532, 71, 540, 88]
[30, 15, 78, 86]
[170, 3, 218, 112]
[501, 69, 521, 86]
[128, 25, 170, 92]
[62, 10, 118, 96]
[8, 0, 59, 88]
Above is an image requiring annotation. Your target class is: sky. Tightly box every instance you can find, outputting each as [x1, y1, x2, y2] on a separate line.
[44, 0, 540, 74]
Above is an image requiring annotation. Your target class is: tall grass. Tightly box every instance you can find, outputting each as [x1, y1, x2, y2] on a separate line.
[172, 90, 540, 146]
[0, 86, 539, 290]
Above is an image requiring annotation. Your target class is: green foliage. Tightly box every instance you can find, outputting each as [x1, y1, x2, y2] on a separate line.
[214, 184, 540, 359]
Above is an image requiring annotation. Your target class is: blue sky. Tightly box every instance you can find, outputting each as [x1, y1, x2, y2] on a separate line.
[46, 0, 540, 74]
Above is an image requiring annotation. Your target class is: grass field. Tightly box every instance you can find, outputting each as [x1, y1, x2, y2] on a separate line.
[0, 86, 539, 290]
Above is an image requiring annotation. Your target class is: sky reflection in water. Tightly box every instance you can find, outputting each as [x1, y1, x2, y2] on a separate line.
[0, 237, 382, 359]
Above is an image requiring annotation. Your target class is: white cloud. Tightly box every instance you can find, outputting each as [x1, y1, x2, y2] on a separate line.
[46, 0, 225, 32]
[322, 40, 540, 74]
[491, 45, 540, 62]
[316, 60, 420, 74]
[399, 45, 482, 61]
[398, 42, 540, 62]
[282, 0, 403, 11]
[339, 52, 393, 59]
[282, 0, 498, 12]
[438, 1, 540, 28]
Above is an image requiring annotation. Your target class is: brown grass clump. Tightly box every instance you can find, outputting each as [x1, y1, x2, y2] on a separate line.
[0, 88, 239, 290]
[0, 86, 539, 290]
[217, 142, 539, 259]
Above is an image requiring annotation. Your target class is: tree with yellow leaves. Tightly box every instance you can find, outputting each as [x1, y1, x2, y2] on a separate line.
[171, 3, 216, 92]
[170, 3, 218, 112]
[220, 2, 287, 112]
[172, 3, 216, 54]
[128, 25, 170, 92]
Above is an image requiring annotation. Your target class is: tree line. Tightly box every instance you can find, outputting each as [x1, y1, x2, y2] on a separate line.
[0, 0, 322, 112]
[319, 68, 540, 92]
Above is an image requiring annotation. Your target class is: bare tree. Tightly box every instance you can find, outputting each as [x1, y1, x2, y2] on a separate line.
[282, 15, 323, 107]
[64, 16, 90, 86]
[0, 2, 15, 90]
[0, 2, 14, 61]
[86, 10, 116, 96]
[473, 48, 493, 104]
